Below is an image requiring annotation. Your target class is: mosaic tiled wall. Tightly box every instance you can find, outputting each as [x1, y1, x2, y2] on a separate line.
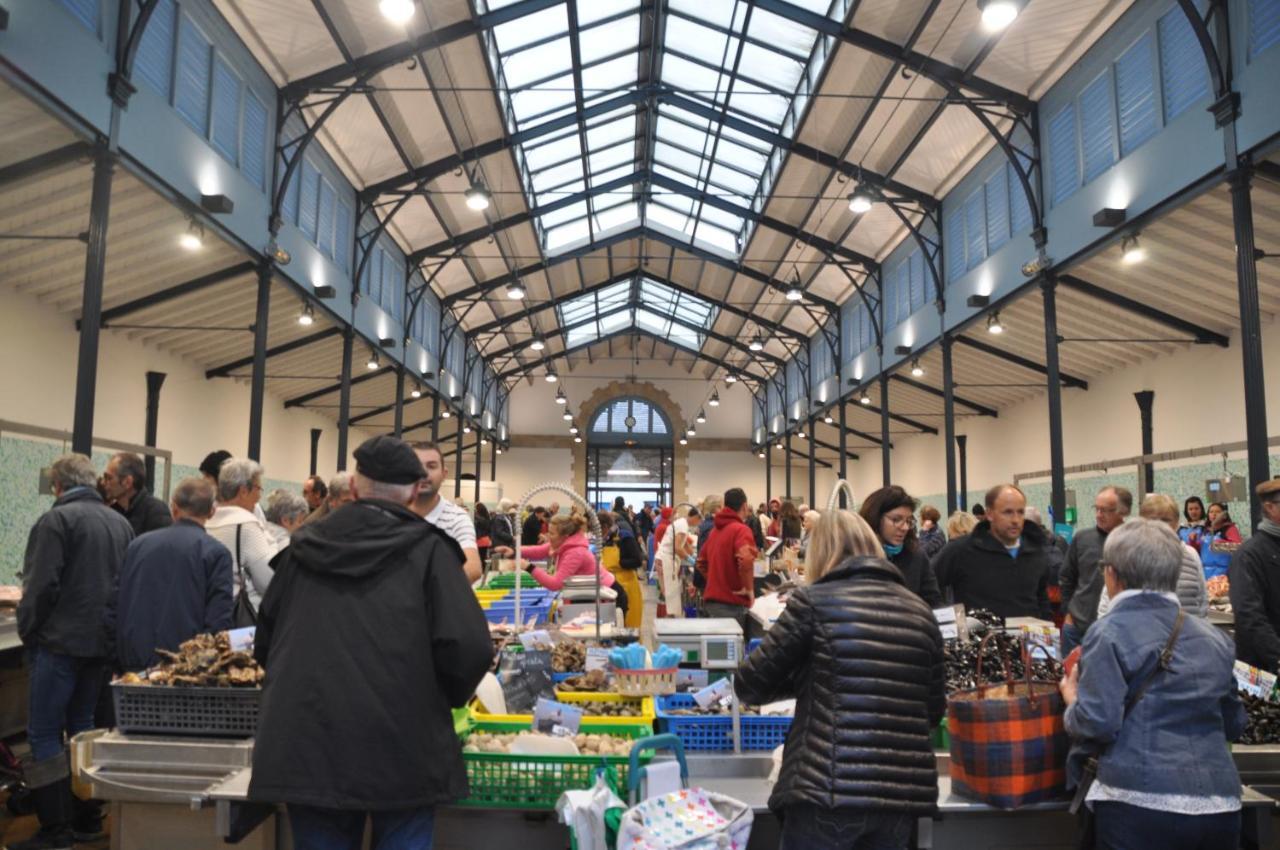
[0, 434, 300, 584]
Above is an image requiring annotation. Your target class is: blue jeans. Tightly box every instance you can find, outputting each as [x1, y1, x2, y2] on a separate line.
[780, 805, 913, 850]
[27, 644, 105, 763]
[1094, 801, 1239, 850]
[288, 804, 435, 850]
[1060, 620, 1086, 657]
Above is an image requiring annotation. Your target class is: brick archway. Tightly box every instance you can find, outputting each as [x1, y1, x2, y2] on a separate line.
[571, 381, 688, 505]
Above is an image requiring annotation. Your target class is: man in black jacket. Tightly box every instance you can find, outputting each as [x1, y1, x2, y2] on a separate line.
[1230, 479, 1280, 671]
[102, 452, 172, 537]
[249, 436, 492, 846]
[115, 477, 233, 672]
[521, 506, 548, 545]
[933, 483, 1052, 620]
[16, 454, 134, 850]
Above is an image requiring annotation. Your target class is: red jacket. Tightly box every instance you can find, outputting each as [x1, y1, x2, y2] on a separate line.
[696, 508, 759, 607]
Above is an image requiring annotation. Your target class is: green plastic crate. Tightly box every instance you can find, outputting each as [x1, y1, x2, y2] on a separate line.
[930, 717, 949, 751]
[458, 719, 654, 810]
[482, 573, 542, 590]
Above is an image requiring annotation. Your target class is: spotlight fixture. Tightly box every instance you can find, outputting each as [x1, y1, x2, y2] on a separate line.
[555, 388, 567, 404]
[894, 345, 912, 356]
[1120, 233, 1146, 265]
[441, 409, 451, 419]
[267, 240, 291, 266]
[977, 0, 1022, 31]
[410, 382, 422, 399]
[859, 390, 871, 405]
[297, 302, 315, 326]
[708, 391, 720, 407]
[686, 426, 696, 437]
[530, 335, 546, 351]
[679, 437, 688, 446]
[464, 179, 492, 211]
[966, 294, 990, 308]
[749, 336, 764, 352]
[179, 218, 203, 251]
[696, 409, 707, 424]
[463, 425, 471, 434]
[506, 280, 526, 300]
[379, 0, 415, 23]
[847, 189, 874, 214]
[987, 312, 1005, 334]
[496, 447, 503, 455]
[569, 425, 579, 435]
[824, 414, 834, 425]
[313, 284, 336, 299]
[725, 372, 737, 384]
[1093, 207, 1128, 228]
[785, 284, 803, 302]
[378, 337, 397, 348]
[199, 193, 234, 215]
[366, 350, 380, 370]
[574, 436, 583, 444]
[911, 358, 925, 377]
[758, 451, 766, 459]
[563, 410, 573, 421]
[1021, 250, 1053, 278]
[545, 369, 558, 383]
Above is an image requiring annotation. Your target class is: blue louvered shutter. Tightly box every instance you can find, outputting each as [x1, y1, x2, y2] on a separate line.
[383, 256, 403, 321]
[175, 14, 212, 136]
[897, 262, 911, 324]
[1048, 103, 1079, 205]
[984, 167, 1010, 253]
[210, 55, 241, 164]
[909, 250, 926, 312]
[1115, 33, 1158, 156]
[135, 0, 175, 99]
[57, 0, 100, 33]
[298, 160, 319, 241]
[367, 248, 383, 305]
[963, 190, 985, 270]
[334, 201, 353, 274]
[241, 92, 268, 190]
[281, 167, 300, 225]
[860, 304, 872, 351]
[882, 274, 897, 332]
[1079, 71, 1116, 184]
[1252, 0, 1280, 57]
[317, 179, 336, 258]
[944, 207, 965, 283]
[1009, 161, 1033, 235]
[1160, 9, 1210, 122]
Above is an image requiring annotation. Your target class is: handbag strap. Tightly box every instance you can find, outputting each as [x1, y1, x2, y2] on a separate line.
[1123, 608, 1184, 716]
[235, 524, 248, 587]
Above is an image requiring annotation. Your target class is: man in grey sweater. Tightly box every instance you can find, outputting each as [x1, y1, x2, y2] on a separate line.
[1060, 485, 1131, 655]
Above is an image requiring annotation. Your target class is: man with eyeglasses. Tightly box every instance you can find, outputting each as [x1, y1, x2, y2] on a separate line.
[1230, 478, 1280, 672]
[1059, 485, 1132, 655]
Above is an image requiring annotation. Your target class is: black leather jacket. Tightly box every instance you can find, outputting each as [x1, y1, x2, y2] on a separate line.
[735, 556, 946, 815]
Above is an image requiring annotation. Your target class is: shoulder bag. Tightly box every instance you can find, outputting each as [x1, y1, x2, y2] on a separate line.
[231, 524, 258, 628]
[1070, 608, 1185, 849]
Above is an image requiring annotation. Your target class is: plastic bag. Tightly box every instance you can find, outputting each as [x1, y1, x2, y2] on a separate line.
[617, 788, 753, 850]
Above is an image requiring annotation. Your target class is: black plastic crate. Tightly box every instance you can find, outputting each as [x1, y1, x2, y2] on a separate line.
[112, 683, 260, 738]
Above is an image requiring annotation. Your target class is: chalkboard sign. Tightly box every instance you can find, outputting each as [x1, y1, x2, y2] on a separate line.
[498, 646, 555, 714]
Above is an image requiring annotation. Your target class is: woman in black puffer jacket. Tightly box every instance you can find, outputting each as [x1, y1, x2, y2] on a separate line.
[735, 509, 946, 850]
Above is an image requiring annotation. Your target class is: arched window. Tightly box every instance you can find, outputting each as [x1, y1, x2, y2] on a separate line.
[589, 397, 671, 437]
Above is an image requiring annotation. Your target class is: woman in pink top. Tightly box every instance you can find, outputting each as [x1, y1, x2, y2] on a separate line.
[521, 514, 627, 614]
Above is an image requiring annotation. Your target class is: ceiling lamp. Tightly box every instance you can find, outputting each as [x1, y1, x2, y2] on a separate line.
[379, 0, 415, 24]
[480, 437, 488, 445]
[679, 437, 688, 446]
[978, 0, 1022, 32]
[696, 409, 707, 424]
[441, 409, 451, 419]
[463, 424, 471, 434]
[506, 279, 526, 300]
[758, 451, 766, 459]
[986, 311, 1004, 335]
[775, 441, 784, 450]
[410, 382, 422, 399]
[859, 390, 871, 405]
[574, 436, 583, 444]
[824, 414, 834, 424]
[686, 425, 696, 437]
[496, 447, 503, 455]
[798, 431, 806, 440]
[179, 218, 203, 251]
[563, 409, 573, 421]
[545, 368, 558, 383]
[708, 390, 720, 407]
[297, 302, 315, 326]
[847, 190, 874, 214]
[1120, 233, 1146, 265]
[911, 358, 925, 377]
[555, 387, 567, 405]
[530, 335, 546, 351]
[749, 336, 764, 352]
[464, 178, 492, 211]
[725, 372, 737, 384]
[785, 284, 803, 302]
[366, 350, 380, 370]
[569, 425, 579, 435]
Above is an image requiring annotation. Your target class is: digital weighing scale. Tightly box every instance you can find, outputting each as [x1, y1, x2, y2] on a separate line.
[653, 618, 743, 665]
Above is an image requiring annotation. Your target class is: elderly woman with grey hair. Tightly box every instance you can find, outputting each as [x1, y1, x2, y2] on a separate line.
[264, 489, 310, 550]
[1060, 519, 1244, 850]
[205, 459, 277, 612]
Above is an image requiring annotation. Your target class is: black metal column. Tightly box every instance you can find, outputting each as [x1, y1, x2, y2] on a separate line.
[1041, 278, 1067, 523]
[336, 328, 353, 471]
[247, 262, 272, 460]
[879, 374, 891, 486]
[957, 434, 968, 509]
[490, 440, 497, 481]
[785, 431, 793, 499]
[474, 438, 482, 504]
[1229, 168, 1272, 526]
[431, 395, 440, 444]
[309, 429, 322, 476]
[454, 421, 463, 499]
[807, 415, 817, 507]
[765, 444, 772, 506]
[143, 371, 165, 491]
[1134, 390, 1155, 494]
[393, 366, 406, 438]
[838, 401, 848, 506]
[942, 336, 958, 514]
[71, 142, 115, 455]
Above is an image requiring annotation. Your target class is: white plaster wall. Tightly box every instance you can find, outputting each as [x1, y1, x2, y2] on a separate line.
[0, 289, 370, 484]
[496, 447, 575, 503]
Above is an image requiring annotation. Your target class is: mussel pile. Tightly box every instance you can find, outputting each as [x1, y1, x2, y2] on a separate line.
[1239, 692, 1280, 745]
[943, 612, 1063, 694]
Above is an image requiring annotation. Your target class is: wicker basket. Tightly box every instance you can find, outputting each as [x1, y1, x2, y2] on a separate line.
[612, 667, 678, 697]
[112, 683, 260, 738]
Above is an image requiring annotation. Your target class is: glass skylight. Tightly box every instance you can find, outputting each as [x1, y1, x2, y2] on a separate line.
[555, 276, 720, 351]
[473, 0, 849, 260]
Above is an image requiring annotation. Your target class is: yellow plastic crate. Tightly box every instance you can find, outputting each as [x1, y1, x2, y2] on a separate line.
[472, 691, 655, 728]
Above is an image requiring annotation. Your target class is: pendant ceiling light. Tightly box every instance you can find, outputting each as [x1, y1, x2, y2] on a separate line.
[545, 368, 558, 383]
[708, 390, 720, 407]
[366, 350, 380, 370]
[297, 302, 315, 326]
[847, 190, 874, 214]
[696, 409, 707, 424]
[410, 382, 422, 399]
[464, 178, 492, 211]
[1120, 233, 1146, 265]
[379, 0, 415, 24]
[725, 372, 737, 384]
[530, 335, 546, 351]
[606, 450, 650, 477]
[911, 358, 925, 377]
[977, 0, 1022, 31]
[749, 336, 764, 352]
[555, 387, 567, 405]
[506, 279, 526, 300]
[179, 218, 204, 251]
[986, 312, 1004, 335]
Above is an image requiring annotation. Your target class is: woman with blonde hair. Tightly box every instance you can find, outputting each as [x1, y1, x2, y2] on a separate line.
[737, 509, 945, 849]
[946, 510, 976, 540]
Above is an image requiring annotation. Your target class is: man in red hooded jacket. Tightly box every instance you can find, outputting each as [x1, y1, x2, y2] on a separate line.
[696, 487, 759, 627]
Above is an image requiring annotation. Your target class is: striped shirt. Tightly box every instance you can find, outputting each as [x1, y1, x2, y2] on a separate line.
[424, 496, 477, 551]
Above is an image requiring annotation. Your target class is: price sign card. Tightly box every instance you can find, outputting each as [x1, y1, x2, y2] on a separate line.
[519, 629, 553, 650]
[1234, 661, 1279, 701]
[227, 627, 256, 652]
[693, 677, 733, 709]
[1022, 623, 1060, 661]
[534, 697, 583, 737]
[585, 647, 611, 672]
[933, 606, 959, 640]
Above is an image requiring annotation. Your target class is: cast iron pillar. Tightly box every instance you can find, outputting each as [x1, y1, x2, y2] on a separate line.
[309, 429, 322, 476]
[1042, 277, 1067, 524]
[1134, 390, 1155, 494]
[247, 261, 272, 460]
[785, 431, 793, 499]
[71, 141, 115, 455]
[336, 328, 353, 471]
[143, 371, 165, 491]
[942, 335, 958, 514]
[475, 437, 482, 504]
[879, 374, 891, 486]
[838, 399, 848, 497]
[431, 395, 440, 444]
[957, 434, 968, 509]
[490, 439, 497, 482]
[393, 366, 405, 438]
[765, 442, 773, 507]
[807, 414, 816, 508]
[454, 421, 463, 499]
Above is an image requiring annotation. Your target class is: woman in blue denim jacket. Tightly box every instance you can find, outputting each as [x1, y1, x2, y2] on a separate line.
[1059, 519, 1245, 850]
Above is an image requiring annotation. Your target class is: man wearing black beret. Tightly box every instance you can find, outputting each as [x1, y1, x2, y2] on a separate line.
[249, 435, 493, 846]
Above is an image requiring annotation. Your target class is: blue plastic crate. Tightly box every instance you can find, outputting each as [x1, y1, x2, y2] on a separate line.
[746, 639, 763, 655]
[655, 694, 792, 752]
[484, 601, 553, 624]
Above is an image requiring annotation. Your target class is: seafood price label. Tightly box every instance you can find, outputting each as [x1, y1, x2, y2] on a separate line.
[1234, 661, 1279, 702]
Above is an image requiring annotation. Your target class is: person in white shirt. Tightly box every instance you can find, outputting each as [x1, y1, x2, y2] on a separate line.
[205, 458, 277, 611]
[409, 442, 481, 582]
[659, 508, 698, 618]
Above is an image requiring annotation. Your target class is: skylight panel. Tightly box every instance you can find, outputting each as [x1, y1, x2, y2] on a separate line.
[546, 218, 591, 251]
[531, 159, 584, 195]
[492, 5, 567, 53]
[739, 43, 804, 90]
[647, 203, 694, 237]
[578, 0, 639, 26]
[523, 135, 580, 172]
[587, 114, 636, 150]
[580, 55, 637, 98]
[502, 37, 572, 88]
[661, 55, 730, 102]
[539, 200, 588, 229]
[665, 16, 737, 68]
[746, 7, 819, 59]
[668, 0, 737, 30]
[699, 203, 745, 232]
[579, 15, 639, 65]
[509, 74, 576, 124]
[588, 143, 633, 175]
[655, 143, 709, 179]
[594, 202, 640, 233]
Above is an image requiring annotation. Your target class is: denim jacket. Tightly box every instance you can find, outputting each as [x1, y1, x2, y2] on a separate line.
[1064, 592, 1245, 798]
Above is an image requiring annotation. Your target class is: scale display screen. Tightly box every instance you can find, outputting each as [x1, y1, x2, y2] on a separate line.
[700, 636, 741, 668]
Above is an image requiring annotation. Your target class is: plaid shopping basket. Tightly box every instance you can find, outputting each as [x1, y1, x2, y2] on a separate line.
[947, 634, 1069, 809]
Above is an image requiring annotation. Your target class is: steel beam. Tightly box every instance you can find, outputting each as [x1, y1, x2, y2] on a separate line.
[1058, 275, 1229, 347]
[957, 434, 968, 507]
[94, 261, 257, 328]
[941, 335, 957, 515]
[337, 329, 354, 471]
[206, 327, 341, 378]
[0, 142, 90, 190]
[72, 143, 114, 455]
[879, 374, 891, 485]
[890, 374, 997, 417]
[246, 262, 272, 461]
[954, 336, 1089, 390]
[843, 398, 935, 436]
[285, 365, 395, 408]
[393, 366, 406, 437]
[1042, 279, 1066, 523]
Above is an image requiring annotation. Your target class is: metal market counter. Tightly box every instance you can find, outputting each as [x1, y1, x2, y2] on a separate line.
[72, 732, 1280, 850]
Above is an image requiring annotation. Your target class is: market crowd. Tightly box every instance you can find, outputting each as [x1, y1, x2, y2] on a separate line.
[16, 430, 1280, 850]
